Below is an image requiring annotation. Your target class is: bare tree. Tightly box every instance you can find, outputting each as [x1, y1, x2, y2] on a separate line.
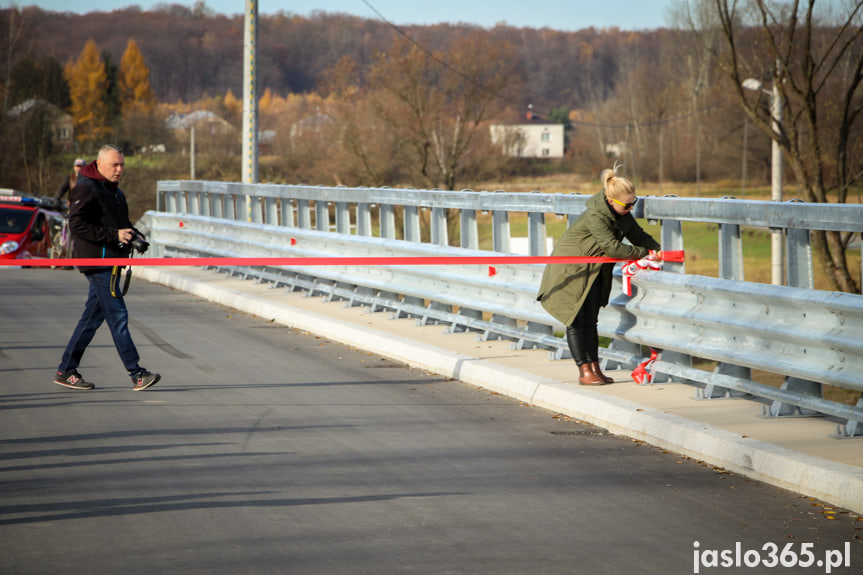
[367, 32, 519, 191]
[318, 55, 398, 187]
[680, 0, 863, 292]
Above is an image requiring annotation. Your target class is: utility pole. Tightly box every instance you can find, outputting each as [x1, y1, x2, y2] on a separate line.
[769, 68, 784, 286]
[242, 0, 259, 187]
[743, 63, 784, 286]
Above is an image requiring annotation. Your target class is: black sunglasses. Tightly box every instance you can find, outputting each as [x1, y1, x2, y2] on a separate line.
[612, 197, 638, 210]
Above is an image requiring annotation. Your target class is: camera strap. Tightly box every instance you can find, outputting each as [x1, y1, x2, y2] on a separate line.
[110, 254, 133, 298]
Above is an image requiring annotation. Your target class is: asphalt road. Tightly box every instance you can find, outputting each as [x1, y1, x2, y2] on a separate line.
[1, 268, 861, 575]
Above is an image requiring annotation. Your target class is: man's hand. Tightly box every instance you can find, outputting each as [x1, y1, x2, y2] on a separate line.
[118, 228, 134, 244]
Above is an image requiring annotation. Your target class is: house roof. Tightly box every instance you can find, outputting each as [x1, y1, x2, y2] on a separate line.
[493, 109, 562, 126]
[165, 110, 227, 130]
[7, 98, 68, 118]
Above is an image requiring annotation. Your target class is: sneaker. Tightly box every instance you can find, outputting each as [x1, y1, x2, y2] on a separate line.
[54, 370, 95, 390]
[132, 370, 160, 391]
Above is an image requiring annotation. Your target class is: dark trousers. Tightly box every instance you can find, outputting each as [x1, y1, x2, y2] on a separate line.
[59, 269, 141, 376]
[565, 278, 604, 366]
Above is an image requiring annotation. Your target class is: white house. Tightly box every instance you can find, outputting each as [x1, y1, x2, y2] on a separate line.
[490, 108, 565, 159]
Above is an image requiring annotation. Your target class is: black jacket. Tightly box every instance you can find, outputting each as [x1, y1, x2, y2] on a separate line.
[68, 163, 135, 273]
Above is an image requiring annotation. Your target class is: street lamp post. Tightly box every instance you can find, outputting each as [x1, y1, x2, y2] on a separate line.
[742, 74, 783, 286]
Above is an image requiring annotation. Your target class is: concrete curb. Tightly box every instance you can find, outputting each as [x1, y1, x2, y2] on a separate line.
[137, 267, 863, 515]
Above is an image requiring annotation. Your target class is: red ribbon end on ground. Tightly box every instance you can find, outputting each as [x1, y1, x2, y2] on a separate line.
[290, 238, 297, 246]
[488, 266, 497, 277]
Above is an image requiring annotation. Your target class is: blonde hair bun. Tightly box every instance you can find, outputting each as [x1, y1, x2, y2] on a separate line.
[602, 162, 634, 200]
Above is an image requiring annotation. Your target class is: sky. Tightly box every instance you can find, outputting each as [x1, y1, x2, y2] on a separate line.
[10, 0, 671, 31]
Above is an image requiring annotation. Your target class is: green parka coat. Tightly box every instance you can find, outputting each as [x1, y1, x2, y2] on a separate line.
[536, 191, 660, 326]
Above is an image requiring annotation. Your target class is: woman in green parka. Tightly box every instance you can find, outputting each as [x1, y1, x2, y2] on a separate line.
[536, 166, 660, 385]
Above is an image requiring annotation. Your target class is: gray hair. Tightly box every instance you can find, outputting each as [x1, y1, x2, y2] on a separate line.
[97, 144, 123, 159]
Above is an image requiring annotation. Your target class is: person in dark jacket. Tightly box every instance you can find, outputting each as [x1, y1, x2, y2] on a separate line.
[56, 158, 86, 203]
[537, 165, 660, 385]
[54, 144, 160, 391]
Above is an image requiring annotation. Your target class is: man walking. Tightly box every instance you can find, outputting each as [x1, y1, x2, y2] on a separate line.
[55, 144, 160, 391]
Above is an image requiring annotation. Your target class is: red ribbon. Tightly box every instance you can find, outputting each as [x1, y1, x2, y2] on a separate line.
[632, 349, 659, 384]
[2, 250, 684, 281]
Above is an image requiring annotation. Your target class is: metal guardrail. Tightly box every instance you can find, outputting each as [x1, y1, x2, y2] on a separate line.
[139, 212, 553, 339]
[149, 181, 863, 438]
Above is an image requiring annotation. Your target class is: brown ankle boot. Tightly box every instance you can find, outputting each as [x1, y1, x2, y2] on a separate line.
[578, 363, 606, 385]
[590, 361, 614, 384]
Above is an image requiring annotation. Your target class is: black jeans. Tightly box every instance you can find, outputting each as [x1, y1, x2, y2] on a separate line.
[565, 278, 604, 366]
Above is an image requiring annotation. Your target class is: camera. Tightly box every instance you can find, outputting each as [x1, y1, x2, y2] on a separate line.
[130, 232, 149, 254]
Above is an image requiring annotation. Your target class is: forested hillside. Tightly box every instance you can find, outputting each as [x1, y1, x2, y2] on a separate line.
[6, 5, 625, 110]
[0, 5, 748, 188]
[1, 4, 860, 195]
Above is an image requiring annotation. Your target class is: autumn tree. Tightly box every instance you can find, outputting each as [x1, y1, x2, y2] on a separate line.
[221, 88, 241, 126]
[678, 0, 863, 293]
[119, 38, 156, 114]
[65, 39, 112, 150]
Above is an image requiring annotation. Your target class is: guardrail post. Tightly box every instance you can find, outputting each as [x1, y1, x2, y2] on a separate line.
[297, 199, 311, 229]
[247, 195, 262, 224]
[654, 218, 693, 382]
[492, 211, 510, 253]
[766, 376, 823, 417]
[380, 204, 396, 239]
[520, 322, 554, 349]
[528, 212, 547, 255]
[718, 223, 744, 280]
[211, 193, 222, 219]
[335, 201, 350, 234]
[460, 209, 479, 249]
[265, 197, 278, 225]
[698, 363, 751, 399]
[431, 207, 448, 246]
[482, 315, 518, 341]
[315, 201, 329, 231]
[357, 203, 372, 236]
[661, 219, 685, 274]
[840, 397, 863, 438]
[404, 206, 420, 242]
[448, 308, 483, 334]
[165, 190, 176, 213]
[786, 228, 814, 289]
[653, 350, 694, 384]
[417, 301, 453, 326]
[602, 339, 642, 370]
[280, 198, 294, 227]
[189, 191, 200, 215]
[223, 194, 235, 220]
